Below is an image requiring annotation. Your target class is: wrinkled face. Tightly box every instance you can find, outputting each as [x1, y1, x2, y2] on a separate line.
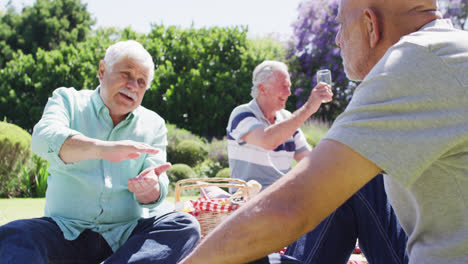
[261, 70, 292, 111]
[98, 57, 149, 123]
[335, 0, 372, 81]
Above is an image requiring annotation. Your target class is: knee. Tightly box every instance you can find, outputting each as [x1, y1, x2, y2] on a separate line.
[171, 212, 201, 239]
[0, 220, 37, 255]
[0, 220, 32, 241]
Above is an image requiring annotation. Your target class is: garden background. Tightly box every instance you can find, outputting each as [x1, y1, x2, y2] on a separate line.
[0, 0, 466, 223]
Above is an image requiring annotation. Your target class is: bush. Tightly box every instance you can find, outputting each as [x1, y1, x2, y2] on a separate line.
[170, 140, 208, 167]
[215, 167, 230, 178]
[166, 123, 205, 163]
[193, 159, 223, 178]
[166, 163, 197, 194]
[0, 121, 32, 197]
[206, 137, 228, 168]
[21, 154, 50, 197]
[167, 163, 196, 183]
[143, 26, 286, 137]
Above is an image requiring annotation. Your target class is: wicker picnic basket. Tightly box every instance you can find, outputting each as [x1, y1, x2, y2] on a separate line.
[174, 178, 250, 239]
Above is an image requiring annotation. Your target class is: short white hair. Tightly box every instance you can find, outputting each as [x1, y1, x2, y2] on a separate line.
[103, 40, 155, 89]
[251, 60, 289, 98]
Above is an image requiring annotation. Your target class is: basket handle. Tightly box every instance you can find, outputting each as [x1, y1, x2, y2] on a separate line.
[174, 178, 247, 203]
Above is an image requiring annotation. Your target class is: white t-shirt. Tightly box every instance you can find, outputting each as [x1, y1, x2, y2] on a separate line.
[324, 19, 468, 264]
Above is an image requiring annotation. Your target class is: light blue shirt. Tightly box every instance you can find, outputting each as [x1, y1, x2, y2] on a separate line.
[31, 87, 169, 252]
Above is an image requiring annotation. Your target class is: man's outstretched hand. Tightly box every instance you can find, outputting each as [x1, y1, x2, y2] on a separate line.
[59, 136, 162, 164]
[99, 140, 160, 163]
[128, 163, 171, 204]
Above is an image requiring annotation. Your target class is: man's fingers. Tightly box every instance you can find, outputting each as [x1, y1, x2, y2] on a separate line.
[135, 144, 160, 155]
[128, 177, 159, 193]
[153, 163, 171, 176]
[138, 166, 156, 177]
[127, 152, 141, 160]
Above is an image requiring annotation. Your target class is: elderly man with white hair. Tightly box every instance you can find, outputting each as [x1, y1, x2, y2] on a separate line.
[0, 40, 200, 264]
[211, 60, 409, 263]
[226, 60, 331, 190]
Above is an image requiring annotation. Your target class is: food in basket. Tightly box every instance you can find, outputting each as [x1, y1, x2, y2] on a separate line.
[174, 178, 262, 239]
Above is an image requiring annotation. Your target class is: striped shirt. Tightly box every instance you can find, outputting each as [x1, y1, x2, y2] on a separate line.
[226, 99, 311, 190]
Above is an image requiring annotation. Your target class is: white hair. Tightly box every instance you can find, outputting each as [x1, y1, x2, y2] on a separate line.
[103, 40, 155, 89]
[251, 60, 289, 98]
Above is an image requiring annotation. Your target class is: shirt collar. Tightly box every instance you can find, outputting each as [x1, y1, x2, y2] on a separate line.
[248, 98, 277, 125]
[420, 18, 454, 31]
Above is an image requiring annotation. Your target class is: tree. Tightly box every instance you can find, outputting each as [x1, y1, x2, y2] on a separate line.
[441, 0, 468, 29]
[287, 0, 467, 122]
[0, 0, 94, 67]
[286, 0, 346, 122]
[142, 25, 286, 138]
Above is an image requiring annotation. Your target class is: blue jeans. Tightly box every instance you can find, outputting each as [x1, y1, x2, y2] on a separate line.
[253, 174, 409, 264]
[0, 211, 200, 264]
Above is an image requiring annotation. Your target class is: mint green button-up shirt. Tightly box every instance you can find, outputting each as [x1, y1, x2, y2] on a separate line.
[31, 87, 169, 252]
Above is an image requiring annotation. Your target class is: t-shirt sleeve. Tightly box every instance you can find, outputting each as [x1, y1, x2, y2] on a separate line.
[227, 111, 263, 144]
[323, 42, 468, 188]
[294, 128, 312, 155]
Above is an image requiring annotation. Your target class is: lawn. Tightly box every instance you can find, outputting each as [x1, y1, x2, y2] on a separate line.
[0, 196, 192, 226]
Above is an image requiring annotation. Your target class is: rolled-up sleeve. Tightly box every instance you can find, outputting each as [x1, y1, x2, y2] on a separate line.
[31, 87, 82, 165]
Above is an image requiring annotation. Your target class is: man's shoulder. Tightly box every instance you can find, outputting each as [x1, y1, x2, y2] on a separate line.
[395, 19, 468, 55]
[135, 105, 165, 124]
[50, 87, 94, 104]
[53, 87, 93, 96]
[231, 101, 253, 113]
[229, 101, 257, 119]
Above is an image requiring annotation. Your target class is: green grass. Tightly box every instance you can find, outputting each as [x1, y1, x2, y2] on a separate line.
[301, 119, 331, 147]
[0, 196, 198, 226]
[0, 198, 46, 226]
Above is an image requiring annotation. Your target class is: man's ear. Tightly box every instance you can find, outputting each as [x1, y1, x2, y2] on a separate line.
[98, 60, 106, 82]
[258, 83, 265, 95]
[363, 8, 380, 48]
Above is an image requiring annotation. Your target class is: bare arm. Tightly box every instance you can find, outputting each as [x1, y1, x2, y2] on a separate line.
[179, 139, 381, 264]
[59, 134, 159, 163]
[294, 149, 310, 162]
[243, 83, 332, 150]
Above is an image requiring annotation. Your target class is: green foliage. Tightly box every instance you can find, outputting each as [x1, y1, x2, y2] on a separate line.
[143, 25, 286, 137]
[166, 163, 197, 194]
[34, 162, 49, 197]
[1, 20, 286, 137]
[167, 163, 196, 182]
[166, 123, 229, 178]
[166, 123, 204, 164]
[21, 154, 49, 198]
[0, 0, 94, 67]
[170, 140, 208, 167]
[0, 121, 32, 197]
[215, 167, 230, 178]
[0, 28, 134, 131]
[206, 137, 228, 168]
[193, 159, 222, 178]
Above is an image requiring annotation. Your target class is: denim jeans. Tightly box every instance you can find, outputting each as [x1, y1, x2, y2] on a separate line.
[253, 174, 409, 264]
[0, 211, 200, 264]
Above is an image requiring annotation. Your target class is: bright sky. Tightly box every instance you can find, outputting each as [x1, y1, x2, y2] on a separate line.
[1, 0, 305, 39]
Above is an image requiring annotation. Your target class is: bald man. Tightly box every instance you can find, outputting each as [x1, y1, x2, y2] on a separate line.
[180, 0, 468, 263]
